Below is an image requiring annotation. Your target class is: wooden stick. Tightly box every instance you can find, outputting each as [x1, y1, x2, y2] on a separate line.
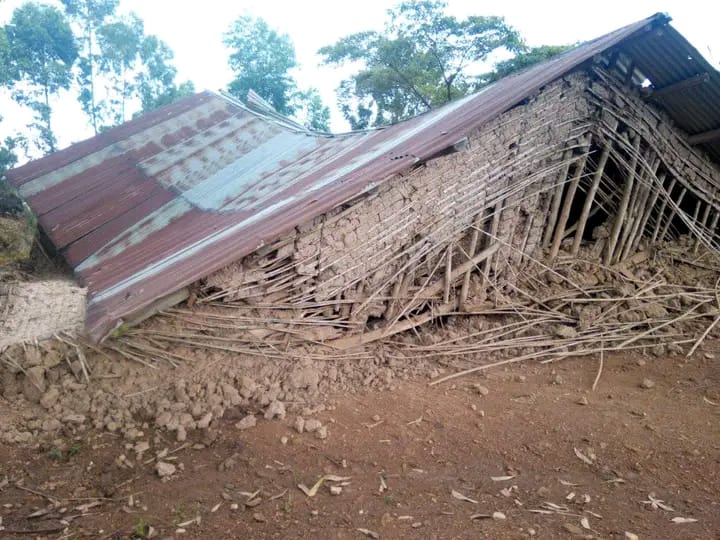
[543, 150, 573, 248]
[328, 302, 456, 350]
[444, 244, 453, 304]
[651, 178, 676, 243]
[592, 346, 604, 391]
[459, 215, 482, 308]
[550, 140, 591, 260]
[572, 140, 612, 254]
[605, 134, 641, 264]
[631, 172, 666, 253]
[693, 201, 711, 254]
[659, 187, 687, 241]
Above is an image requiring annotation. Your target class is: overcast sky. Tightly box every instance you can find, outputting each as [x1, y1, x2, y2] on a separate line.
[1, 0, 719, 157]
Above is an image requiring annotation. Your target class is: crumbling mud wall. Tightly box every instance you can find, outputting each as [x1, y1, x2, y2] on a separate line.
[199, 66, 720, 347]
[0, 280, 86, 349]
[204, 74, 596, 332]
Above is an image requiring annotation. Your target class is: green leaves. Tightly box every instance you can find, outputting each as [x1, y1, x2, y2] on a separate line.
[5, 3, 77, 154]
[224, 15, 298, 115]
[224, 15, 330, 131]
[319, 0, 523, 128]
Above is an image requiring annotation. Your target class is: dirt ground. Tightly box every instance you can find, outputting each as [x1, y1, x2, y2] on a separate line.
[0, 349, 719, 539]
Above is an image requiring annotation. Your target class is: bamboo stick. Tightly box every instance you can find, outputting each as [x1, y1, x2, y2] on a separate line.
[651, 178, 676, 243]
[550, 139, 592, 260]
[659, 187, 687, 241]
[543, 150, 573, 247]
[605, 134, 641, 264]
[444, 244, 453, 304]
[693, 201, 711, 254]
[631, 172, 666, 253]
[572, 140, 612, 255]
[459, 215, 482, 308]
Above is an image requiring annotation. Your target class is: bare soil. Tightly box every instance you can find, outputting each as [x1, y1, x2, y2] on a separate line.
[1, 350, 719, 539]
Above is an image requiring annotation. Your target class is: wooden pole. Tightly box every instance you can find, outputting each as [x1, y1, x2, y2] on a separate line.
[571, 140, 612, 255]
[694, 203, 712, 254]
[631, 171, 666, 253]
[605, 134, 641, 264]
[619, 157, 660, 261]
[444, 244, 453, 304]
[550, 139, 591, 260]
[459, 215, 482, 308]
[659, 187, 687, 241]
[542, 150, 573, 248]
[651, 178, 676, 243]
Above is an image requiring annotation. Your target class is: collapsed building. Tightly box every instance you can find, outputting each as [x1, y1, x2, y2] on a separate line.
[3, 13, 720, 370]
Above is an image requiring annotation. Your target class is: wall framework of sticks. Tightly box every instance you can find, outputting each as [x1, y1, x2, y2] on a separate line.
[116, 64, 720, 367]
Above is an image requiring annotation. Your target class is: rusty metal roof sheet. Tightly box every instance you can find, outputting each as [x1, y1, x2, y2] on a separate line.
[7, 12, 710, 341]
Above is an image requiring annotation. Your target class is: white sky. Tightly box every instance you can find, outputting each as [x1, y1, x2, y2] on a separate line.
[1, 0, 719, 159]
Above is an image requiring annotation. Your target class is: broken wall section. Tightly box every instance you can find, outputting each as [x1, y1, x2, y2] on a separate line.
[204, 73, 596, 330]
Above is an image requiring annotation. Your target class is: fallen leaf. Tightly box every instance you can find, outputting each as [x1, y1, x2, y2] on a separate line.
[470, 513, 492, 520]
[357, 528, 380, 538]
[492, 511, 506, 520]
[671, 517, 698, 524]
[491, 475, 516, 482]
[210, 503, 221, 513]
[703, 396, 718, 406]
[642, 493, 675, 512]
[298, 475, 352, 497]
[580, 516, 590, 530]
[451, 489, 478, 504]
[559, 479, 579, 486]
[574, 447, 593, 465]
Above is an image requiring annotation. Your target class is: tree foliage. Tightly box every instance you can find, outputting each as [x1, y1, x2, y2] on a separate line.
[60, 0, 119, 133]
[319, 0, 523, 128]
[224, 15, 330, 131]
[5, 3, 78, 154]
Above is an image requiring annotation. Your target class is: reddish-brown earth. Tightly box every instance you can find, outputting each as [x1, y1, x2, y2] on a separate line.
[1, 350, 719, 539]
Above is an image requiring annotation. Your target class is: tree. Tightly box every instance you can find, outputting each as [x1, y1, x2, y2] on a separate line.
[5, 3, 78, 155]
[136, 34, 195, 113]
[479, 44, 572, 86]
[224, 15, 297, 115]
[319, 0, 523, 128]
[291, 88, 330, 131]
[60, 0, 120, 134]
[223, 15, 331, 131]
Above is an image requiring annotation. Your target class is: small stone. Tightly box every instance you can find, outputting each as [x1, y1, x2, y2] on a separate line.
[176, 426, 187, 442]
[637, 357, 648, 365]
[304, 419, 322, 432]
[196, 412, 213, 429]
[63, 414, 86, 424]
[371, 414, 381, 422]
[553, 325, 578, 339]
[22, 366, 46, 403]
[329, 485, 342, 495]
[412, 522, 423, 528]
[624, 533, 639, 540]
[253, 512, 266, 523]
[514, 374, 527, 383]
[230, 503, 239, 511]
[563, 523, 585, 536]
[280, 436, 288, 445]
[316, 426, 328, 440]
[536, 486, 550, 497]
[235, 414, 257, 430]
[40, 387, 60, 409]
[293, 417, 305, 433]
[576, 396, 588, 406]
[552, 374, 564, 385]
[640, 378, 655, 389]
[134, 441, 150, 456]
[492, 511, 506, 520]
[264, 400, 286, 420]
[218, 454, 238, 472]
[156, 461, 176, 478]
[472, 384, 490, 396]
[528, 528, 536, 536]
[704, 352, 715, 360]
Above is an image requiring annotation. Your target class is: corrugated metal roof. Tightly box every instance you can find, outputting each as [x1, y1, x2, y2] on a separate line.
[7, 12, 713, 341]
[620, 24, 720, 162]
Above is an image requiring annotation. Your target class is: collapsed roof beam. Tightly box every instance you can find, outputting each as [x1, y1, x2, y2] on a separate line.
[688, 127, 720, 145]
[649, 72, 710, 100]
